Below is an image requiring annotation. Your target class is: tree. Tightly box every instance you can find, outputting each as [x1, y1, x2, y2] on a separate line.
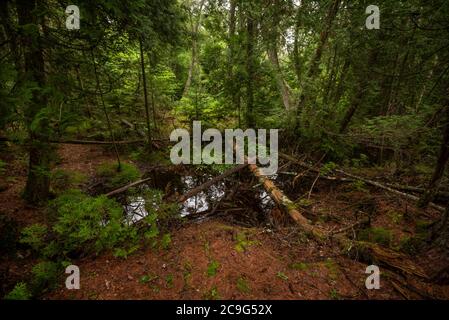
[17, 0, 52, 204]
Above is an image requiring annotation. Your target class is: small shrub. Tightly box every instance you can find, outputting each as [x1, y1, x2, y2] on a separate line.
[234, 232, 257, 253]
[0, 159, 6, 175]
[289, 262, 309, 271]
[31, 261, 60, 294]
[165, 274, 174, 288]
[4, 282, 31, 300]
[50, 189, 137, 256]
[399, 235, 425, 254]
[140, 274, 158, 284]
[51, 169, 87, 194]
[324, 258, 339, 280]
[358, 227, 392, 246]
[329, 288, 340, 300]
[160, 233, 171, 250]
[236, 276, 250, 294]
[206, 260, 220, 277]
[388, 211, 403, 224]
[96, 162, 140, 189]
[350, 180, 368, 192]
[20, 224, 47, 252]
[203, 286, 220, 300]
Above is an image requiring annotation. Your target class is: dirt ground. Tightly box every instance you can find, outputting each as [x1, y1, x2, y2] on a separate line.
[1, 144, 448, 300]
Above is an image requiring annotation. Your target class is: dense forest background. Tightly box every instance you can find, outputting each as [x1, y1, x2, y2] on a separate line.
[1, 0, 449, 300]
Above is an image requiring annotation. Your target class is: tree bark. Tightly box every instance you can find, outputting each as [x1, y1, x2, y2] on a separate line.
[139, 37, 153, 151]
[182, 0, 205, 98]
[17, 0, 52, 204]
[267, 45, 293, 111]
[419, 105, 449, 207]
[245, 9, 255, 127]
[307, 0, 341, 79]
[339, 49, 379, 133]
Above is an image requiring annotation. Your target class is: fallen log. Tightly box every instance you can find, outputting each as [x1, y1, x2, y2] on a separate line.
[279, 152, 445, 212]
[51, 139, 146, 145]
[334, 168, 445, 212]
[246, 153, 428, 278]
[0, 136, 168, 148]
[105, 177, 152, 197]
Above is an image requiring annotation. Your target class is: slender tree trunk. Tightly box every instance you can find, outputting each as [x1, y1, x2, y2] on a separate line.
[419, 105, 449, 207]
[245, 10, 255, 128]
[91, 50, 122, 169]
[75, 64, 92, 117]
[307, 0, 341, 79]
[227, 0, 241, 125]
[139, 37, 153, 151]
[339, 49, 379, 133]
[182, 0, 205, 98]
[0, 0, 22, 76]
[332, 57, 350, 107]
[295, 0, 340, 124]
[17, 0, 52, 204]
[267, 45, 292, 111]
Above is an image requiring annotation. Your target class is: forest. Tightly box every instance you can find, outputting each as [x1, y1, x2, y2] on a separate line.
[0, 0, 448, 300]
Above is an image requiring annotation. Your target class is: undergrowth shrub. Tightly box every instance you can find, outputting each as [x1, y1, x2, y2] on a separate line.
[4, 282, 31, 300]
[358, 227, 392, 246]
[51, 169, 87, 194]
[50, 189, 138, 256]
[96, 162, 140, 189]
[31, 261, 60, 294]
[19, 224, 47, 252]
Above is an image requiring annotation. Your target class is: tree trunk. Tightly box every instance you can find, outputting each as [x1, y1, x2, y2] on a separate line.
[182, 0, 205, 98]
[139, 37, 153, 151]
[267, 45, 292, 111]
[17, 0, 52, 204]
[307, 0, 341, 79]
[245, 10, 255, 127]
[339, 49, 379, 133]
[419, 105, 449, 207]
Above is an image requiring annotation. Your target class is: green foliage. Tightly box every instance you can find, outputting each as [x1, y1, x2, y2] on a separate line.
[31, 261, 59, 293]
[289, 262, 309, 271]
[234, 232, 257, 253]
[140, 273, 158, 284]
[206, 260, 220, 277]
[388, 211, 403, 224]
[276, 271, 289, 281]
[113, 244, 140, 259]
[236, 276, 250, 294]
[320, 162, 337, 175]
[50, 190, 137, 256]
[20, 224, 47, 252]
[165, 274, 174, 288]
[160, 233, 172, 250]
[0, 160, 6, 175]
[4, 282, 31, 300]
[203, 286, 221, 300]
[358, 227, 393, 247]
[97, 162, 140, 190]
[349, 180, 368, 193]
[324, 258, 339, 280]
[51, 169, 87, 194]
[329, 288, 340, 300]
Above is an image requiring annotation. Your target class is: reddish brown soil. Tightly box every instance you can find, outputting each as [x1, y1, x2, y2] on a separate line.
[1, 144, 448, 300]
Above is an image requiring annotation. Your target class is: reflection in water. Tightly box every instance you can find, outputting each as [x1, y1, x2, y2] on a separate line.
[123, 175, 227, 223]
[179, 176, 226, 217]
[124, 196, 148, 225]
[123, 172, 279, 225]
